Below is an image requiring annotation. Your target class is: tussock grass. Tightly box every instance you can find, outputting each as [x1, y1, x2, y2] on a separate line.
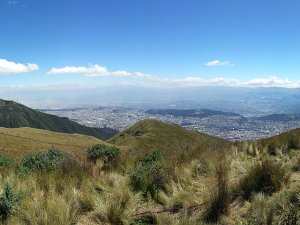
[203, 150, 231, 223]
[237, 159, 290, 200]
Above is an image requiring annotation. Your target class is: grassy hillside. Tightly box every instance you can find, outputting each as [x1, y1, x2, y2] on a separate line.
[109, 119, 230, 161]
[0, 120, 300, 224]
[0, 99, 117, 140]
[240, 127, 300, 156]
[0, 127, 105, 161]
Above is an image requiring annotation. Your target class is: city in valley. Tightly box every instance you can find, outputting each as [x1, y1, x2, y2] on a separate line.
[42, 107, 300, 141]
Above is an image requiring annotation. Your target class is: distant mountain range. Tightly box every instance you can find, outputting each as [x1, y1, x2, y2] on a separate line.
[255, 113, 300, 122]
[0, 99, 117, 140]
[147, 108, 300, 122]
[146, 108, 242, 118]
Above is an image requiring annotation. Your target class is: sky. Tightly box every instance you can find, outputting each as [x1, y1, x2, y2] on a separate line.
[1, 0, 300, 91]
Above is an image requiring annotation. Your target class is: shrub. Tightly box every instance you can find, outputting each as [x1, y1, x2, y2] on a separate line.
[86, 144, 120, 167]
[287, 135, 300, 150]
[268, 142, 278, 156]
[238, 159, 290, 199]
[18, 148, 65, 174]
[0, 156, 14, 170]
[130, 150, 172, 198]
[0, 183, 22, 223]
[292, 155, 300, 172]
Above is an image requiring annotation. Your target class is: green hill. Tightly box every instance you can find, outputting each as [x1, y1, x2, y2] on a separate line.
[0, 99, 117, 140]
[108, 119, 230, 161]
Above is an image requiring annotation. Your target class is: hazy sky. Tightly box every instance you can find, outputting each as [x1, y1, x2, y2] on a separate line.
[1, 0, 300, 90]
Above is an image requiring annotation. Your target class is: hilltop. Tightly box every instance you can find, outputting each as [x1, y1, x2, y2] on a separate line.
[108, 119, 230, 161]
[0, 117, 229, 163]
[0, 127, 105, 161]
[0, 99, 117, 140]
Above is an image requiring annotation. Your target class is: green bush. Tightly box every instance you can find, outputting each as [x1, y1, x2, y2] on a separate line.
[238, 159, 290, 200]
[18, 148, 65, 174]
[130, 150, 172, 198]
[287, 135, 300, 150]
[0, 156, 14, 170]
[0, 183, 22, 223]
[86, 144, 120, 166]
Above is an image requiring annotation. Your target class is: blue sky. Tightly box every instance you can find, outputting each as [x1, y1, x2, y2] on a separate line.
[1, 0, 300, 89]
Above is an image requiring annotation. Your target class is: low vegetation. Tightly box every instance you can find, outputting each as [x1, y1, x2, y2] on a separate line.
[0, 120, 300, 224]
[130, 150, 172, 198]
[86, 144, 120, 169]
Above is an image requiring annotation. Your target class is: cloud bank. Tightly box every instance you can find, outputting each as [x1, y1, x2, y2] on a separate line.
[145, 76, 300, 88]
[45, 64, 300, 88]
[0, 59, 39, 74]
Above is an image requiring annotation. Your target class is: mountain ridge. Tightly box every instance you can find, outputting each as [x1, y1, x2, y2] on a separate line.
[0, 99, 117, 140]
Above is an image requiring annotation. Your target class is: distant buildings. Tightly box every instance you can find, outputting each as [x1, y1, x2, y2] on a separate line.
[43, 108, 300, 141]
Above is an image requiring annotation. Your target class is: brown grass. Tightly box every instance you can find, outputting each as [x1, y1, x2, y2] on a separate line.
[0, 127, 106, 161]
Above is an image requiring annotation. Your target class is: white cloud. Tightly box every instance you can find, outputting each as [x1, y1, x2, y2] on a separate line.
[205, 60, 234, 67]
[47, 64, 109, 77]
[47, 65, 152, 78]
[133, 75, 300, 88]
[48, 65, 139, 78]
[110, 70, 132, 77]
[246, 76, 300, 88]
[0, 59, 39, 74]
[133, 72, 152, 77]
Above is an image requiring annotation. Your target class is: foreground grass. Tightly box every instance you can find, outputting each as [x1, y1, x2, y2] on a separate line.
[0, 131, 300, 224]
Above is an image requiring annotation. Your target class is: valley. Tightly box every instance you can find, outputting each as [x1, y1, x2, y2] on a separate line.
[42, 107, 300, 141]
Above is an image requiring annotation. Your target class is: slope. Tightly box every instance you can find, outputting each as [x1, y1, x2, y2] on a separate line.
[256, 127, 300, 150]
[0, 99, 117, 140]
[0, 127, 106, 161]
[108, 119, 230, 161]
